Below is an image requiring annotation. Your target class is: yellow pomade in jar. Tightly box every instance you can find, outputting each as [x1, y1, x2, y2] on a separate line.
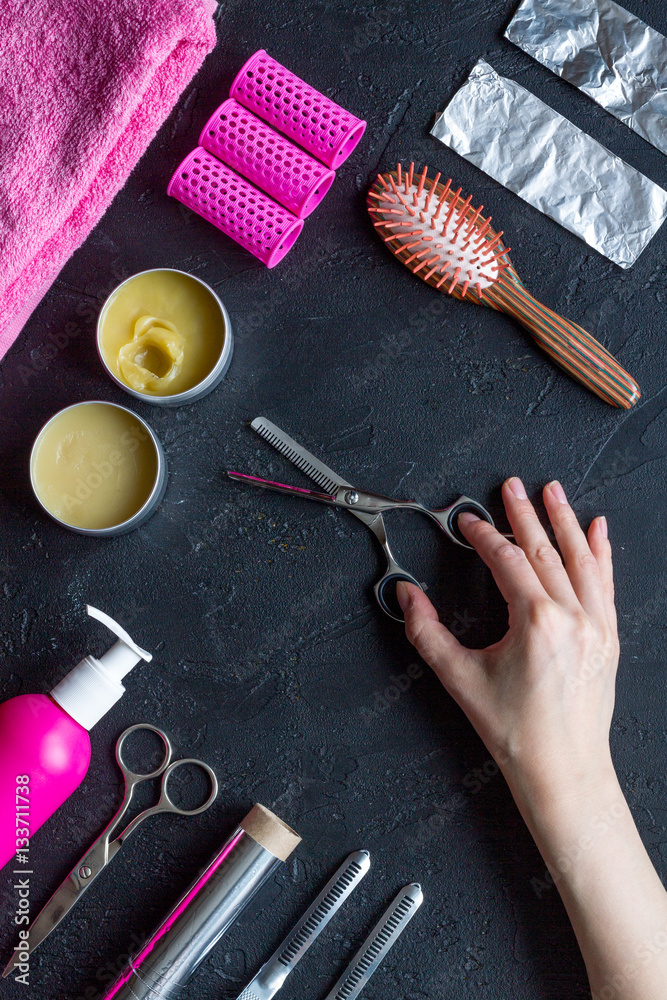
[98, 270, 226, 397]
[31, 403, 159, 530]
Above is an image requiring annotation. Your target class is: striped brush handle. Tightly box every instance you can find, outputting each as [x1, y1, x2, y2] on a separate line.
[491, 278, 640, 409]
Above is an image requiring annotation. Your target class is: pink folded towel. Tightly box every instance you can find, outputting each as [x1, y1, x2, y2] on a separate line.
[0, 0, 217, 362]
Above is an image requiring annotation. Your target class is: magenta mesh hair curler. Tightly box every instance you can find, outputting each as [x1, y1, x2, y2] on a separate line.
[229, 49, 367, 168]
[200, 99, 336, 219]
[167, 147, 303, 268]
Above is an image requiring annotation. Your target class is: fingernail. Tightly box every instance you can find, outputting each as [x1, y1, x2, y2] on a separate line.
[458, 511, 481, 525]
[396, 581, 413, 612]
[599, 515, 608, 539]
[506, 477, 527, 500]
[548, 480, 568, 504]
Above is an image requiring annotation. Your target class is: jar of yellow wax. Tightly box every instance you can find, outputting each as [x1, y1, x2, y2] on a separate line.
[97, 269, 233, 406]
[30, 402, 167, 536]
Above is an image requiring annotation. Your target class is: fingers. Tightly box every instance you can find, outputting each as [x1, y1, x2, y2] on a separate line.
[397, 582, 479, 694]
[457, 511, 549, 611]
[542, 481, 607, 620]
[587, 515, 617, 634]
[501, 478, 578, 608]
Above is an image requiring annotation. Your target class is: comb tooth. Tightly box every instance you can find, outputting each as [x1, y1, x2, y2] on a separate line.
[483, 232, 505, 254]
[368, 190, 395, 203]
[416, 165, 428, 198]
[441, 188, 461, 232]
[423, 260, 442, 280]
[405, 248, 431, 265]
[377, 173, 391, 191]
[396, 162, 402, 185]
[424, 172, 441, 211]
[448, 267, 462, 292]
[433, 179, 452, 219]
[476, 281, 483, 298]
[413, 254, 440, 274]
[435, 265, 452, 288]
[473, 219, 492, 245]
[389, 175, 416, 216]
[408, 161, 414, 188]
[453, 195, 473, 234]
[488, 247, 511, 262]
[465, 204, 484, 234]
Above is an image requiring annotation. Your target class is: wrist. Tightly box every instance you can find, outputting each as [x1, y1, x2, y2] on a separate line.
[500, 751, 621, 829]
[502, 754, 628, 874]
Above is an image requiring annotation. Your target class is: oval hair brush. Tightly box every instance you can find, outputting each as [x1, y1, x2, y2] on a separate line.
[367, 162, 640, 408]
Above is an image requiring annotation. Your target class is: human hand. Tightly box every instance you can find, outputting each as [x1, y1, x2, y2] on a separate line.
[397, 478, 620, 809]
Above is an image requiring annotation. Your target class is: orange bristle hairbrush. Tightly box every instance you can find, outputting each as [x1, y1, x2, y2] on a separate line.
[367, 162, 640, 408]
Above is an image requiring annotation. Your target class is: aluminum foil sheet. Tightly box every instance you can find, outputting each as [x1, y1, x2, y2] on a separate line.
[430, 59, 667, 268]
[506, 0, 667, 156]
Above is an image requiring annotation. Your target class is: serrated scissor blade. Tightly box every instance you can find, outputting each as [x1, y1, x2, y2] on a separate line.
[235, 850, 370, 1000]
[250, 418, 376, 528]
[324, 882, 423, 1000]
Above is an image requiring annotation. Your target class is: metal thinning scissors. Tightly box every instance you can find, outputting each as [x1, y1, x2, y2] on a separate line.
[2, 724, 218, 973]
[227, 417, 498, 622]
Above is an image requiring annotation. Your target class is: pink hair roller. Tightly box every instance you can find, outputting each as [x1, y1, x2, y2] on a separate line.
[200, 99, 336, 219]
[167, 147, 303, 268]
[229, 49, 367, 168]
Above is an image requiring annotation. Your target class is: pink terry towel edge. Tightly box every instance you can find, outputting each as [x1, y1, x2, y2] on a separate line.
[0, 3, 217, 364]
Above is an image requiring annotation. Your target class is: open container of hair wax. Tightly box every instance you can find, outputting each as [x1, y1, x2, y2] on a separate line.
[97, 269, 233, 406]
[30, 401, 167, 536]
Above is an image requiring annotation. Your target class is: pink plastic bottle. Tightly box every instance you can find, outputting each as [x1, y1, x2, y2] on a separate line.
[0, 606, 152, 871]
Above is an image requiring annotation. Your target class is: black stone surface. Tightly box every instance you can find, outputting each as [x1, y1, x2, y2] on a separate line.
[1, 2, 666, 997]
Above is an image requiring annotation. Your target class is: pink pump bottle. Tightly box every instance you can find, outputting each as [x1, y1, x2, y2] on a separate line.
[0, 605, 152, 871]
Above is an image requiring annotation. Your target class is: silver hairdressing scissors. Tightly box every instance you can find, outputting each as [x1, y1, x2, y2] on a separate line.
[227, 417, 498, 622]
[2, 724, 218, 975]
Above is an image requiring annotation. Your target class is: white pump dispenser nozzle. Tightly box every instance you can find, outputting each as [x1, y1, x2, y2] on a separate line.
[50, 605, 152, 730]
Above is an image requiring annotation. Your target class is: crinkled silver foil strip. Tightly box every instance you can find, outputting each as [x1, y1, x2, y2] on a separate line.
[430, 59, 667, 268]
[506, 0, 667, 155]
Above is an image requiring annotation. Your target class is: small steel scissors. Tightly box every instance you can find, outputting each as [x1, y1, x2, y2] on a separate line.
[227, 417, 499, 622]
[3, 724, 218, 973]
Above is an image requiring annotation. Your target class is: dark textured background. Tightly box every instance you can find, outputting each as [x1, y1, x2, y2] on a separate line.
[1, 1, 666, 997]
